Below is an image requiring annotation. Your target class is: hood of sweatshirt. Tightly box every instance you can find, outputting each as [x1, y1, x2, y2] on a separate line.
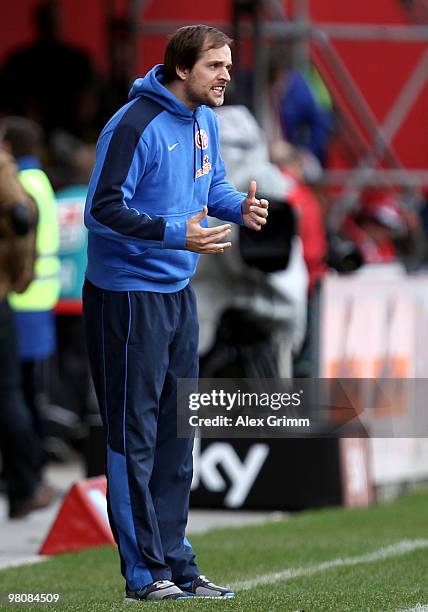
[129, 64, 206, 178]
[128, 64, 198, 122]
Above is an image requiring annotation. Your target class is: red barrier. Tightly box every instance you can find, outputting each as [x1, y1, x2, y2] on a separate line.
[40, 477, 115, 556]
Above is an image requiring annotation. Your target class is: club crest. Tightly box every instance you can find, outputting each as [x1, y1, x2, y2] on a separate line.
[195, 129, 209, 150]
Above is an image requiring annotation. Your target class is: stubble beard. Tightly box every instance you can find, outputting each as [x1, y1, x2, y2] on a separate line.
[185, 79, 225, 109]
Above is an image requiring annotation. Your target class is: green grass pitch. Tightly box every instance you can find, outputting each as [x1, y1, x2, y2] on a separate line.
[0, 488, 427, 611]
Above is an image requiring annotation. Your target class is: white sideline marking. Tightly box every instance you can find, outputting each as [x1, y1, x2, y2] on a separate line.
[399, 606, 428, 611]
[233, 539, 428, 591]
[0, 556, 46, 571]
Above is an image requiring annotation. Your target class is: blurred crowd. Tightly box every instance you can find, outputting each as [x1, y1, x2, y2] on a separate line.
[1, 0, 428, 519]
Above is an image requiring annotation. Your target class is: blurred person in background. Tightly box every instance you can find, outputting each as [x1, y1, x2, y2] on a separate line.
[53, 144, 95, 444]
[1, 116, 61, 465]
[266, 43, 334, 167]
[194, 101, 308, 379]
[416, 187, 428, 268]
[0, 139, 55, 519]
[104, 18, 136, 118]
[271, 140, 328, 377]
[271, 140, 327, 294]
[340, 188, 425, 272]
[0, 0, 102, 143]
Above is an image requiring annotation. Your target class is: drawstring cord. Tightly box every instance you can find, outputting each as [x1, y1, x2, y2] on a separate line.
[193, 115, 196, 182]
[193, 113, 204, 181]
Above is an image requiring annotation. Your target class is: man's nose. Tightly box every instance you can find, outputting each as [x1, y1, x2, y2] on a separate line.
[219, 67, 231, 82]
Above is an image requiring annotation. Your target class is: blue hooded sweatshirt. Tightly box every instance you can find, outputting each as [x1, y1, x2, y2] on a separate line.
[84, 64, 246, 292]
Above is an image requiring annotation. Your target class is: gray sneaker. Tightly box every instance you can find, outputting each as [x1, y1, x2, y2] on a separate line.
[178, 575, 235, 598]
[125, 580, 191, 602]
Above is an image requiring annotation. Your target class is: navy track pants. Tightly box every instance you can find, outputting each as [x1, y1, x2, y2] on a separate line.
[83, 280, 200, 590]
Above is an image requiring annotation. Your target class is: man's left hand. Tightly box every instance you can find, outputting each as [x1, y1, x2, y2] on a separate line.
[242, 180, 269, 231]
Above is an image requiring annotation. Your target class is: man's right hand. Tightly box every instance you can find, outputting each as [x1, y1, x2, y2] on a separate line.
[186, 207, 232, 254]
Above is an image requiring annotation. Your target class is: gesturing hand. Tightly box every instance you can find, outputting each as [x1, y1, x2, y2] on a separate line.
[242, 180, 269, 231]
[186, 207, 232, 254]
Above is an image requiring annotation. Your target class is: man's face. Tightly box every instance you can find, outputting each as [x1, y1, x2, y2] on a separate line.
[182, 45, 232, 108]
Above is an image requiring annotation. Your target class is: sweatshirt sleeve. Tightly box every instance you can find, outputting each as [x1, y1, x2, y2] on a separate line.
[207, 115, 245, 225]
[84, 125, 187, 250]
[207, 152, 245, 225]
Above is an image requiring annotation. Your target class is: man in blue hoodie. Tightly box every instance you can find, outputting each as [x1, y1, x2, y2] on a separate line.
[83, 25, 268, 602]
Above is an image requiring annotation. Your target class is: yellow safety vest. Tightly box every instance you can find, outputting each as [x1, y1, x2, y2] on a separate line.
[9, 168, 60, 311]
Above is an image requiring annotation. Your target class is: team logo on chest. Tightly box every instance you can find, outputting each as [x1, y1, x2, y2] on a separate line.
[195, 129, 209, 150]
[195, 154, 212, 179]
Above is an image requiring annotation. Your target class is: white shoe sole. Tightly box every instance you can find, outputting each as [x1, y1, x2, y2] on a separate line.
[124, 595, 193, 603]
[182, 593, 235, 599]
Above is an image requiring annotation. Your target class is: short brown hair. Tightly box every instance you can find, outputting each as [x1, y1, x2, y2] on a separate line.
[163, 25, 232, 83]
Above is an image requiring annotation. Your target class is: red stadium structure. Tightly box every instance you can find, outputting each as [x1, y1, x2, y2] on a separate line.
[2, 0, 427, 203]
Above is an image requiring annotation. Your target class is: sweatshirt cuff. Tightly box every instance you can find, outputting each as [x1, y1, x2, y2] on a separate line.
[230, 193, 246, 225]
[162, 220, 187, 250]
[237, 192, 246, 225]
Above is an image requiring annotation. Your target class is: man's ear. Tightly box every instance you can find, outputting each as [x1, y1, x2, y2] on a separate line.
[175, 66, 189, 81]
